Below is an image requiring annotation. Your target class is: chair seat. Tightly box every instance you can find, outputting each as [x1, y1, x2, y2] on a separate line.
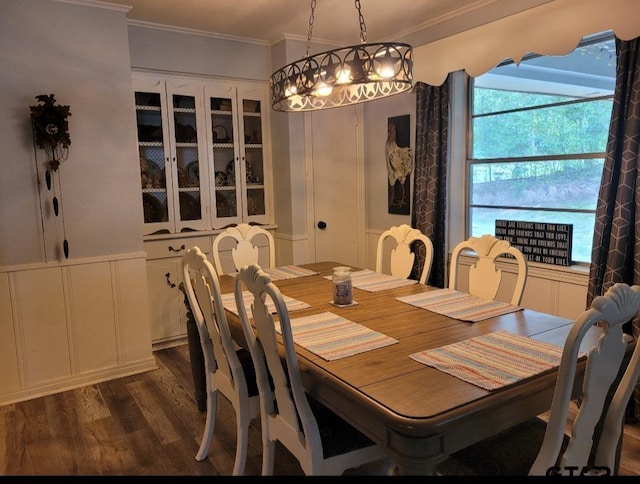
[435, 417, 569, 476]
[308, 397, 377, 459]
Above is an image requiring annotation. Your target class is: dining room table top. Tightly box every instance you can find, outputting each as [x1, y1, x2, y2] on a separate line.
[217, 261, 600, 474]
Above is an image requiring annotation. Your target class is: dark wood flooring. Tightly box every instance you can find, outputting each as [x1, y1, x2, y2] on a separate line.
[1, 343, 640, 476]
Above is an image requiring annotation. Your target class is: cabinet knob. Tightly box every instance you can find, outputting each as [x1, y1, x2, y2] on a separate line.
[317, 221, 327, 229]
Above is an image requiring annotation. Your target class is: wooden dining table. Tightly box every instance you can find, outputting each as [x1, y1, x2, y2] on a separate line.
[211, 261, 599, 475]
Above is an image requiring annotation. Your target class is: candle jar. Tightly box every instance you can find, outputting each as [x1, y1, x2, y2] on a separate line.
[332, 266, 353, 305]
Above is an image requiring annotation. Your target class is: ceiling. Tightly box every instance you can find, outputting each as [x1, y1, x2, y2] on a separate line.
[104, 0, 554, 47]
[103, 0, 619, 91]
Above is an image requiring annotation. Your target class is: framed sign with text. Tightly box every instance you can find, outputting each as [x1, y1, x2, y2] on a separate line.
[495, 220, 573, 266]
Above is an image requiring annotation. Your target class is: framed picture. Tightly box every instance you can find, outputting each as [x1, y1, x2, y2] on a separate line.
[386, 115, 412, 215]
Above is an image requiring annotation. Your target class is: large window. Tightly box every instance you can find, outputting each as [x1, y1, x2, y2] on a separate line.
[467, 32, 615, 264]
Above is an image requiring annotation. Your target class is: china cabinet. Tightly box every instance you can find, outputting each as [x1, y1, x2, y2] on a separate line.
[133, 73, 272, 235]
[132, 73, 273, 345]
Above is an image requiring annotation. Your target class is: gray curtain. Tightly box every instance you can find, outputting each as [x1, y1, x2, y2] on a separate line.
[587, 35, 640, 418]
[411, 79, 449, 288]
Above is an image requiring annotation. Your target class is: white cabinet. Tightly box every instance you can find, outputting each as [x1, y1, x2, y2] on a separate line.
[133, 76, 211, 236]
[133, 73, 272, 235]
[133, 73, 273, 345]
[204, 83, 271, 226]
[143, 235, 212, 345]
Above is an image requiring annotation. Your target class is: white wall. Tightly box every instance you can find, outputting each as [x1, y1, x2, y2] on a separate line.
[0, 0, 154, 405]
[0, 0, 143, 265]
[127, 24, 272, 81]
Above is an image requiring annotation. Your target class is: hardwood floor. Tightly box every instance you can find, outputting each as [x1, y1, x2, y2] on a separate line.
[2, 343, 640, 476]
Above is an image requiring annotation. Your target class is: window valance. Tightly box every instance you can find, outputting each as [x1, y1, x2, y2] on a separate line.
[413, 0, 640, 86]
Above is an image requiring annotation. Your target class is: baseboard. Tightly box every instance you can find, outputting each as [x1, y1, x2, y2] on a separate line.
[0, 356, 157, 406]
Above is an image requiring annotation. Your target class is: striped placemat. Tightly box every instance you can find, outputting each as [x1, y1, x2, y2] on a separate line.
[397, 288, 522, 322]
[324, 269, 418, 292]
[264, 265, 320, 281]
[221, 291, 310, 316]
[275, 311, 398, 361]
[410, 330, 565, 391]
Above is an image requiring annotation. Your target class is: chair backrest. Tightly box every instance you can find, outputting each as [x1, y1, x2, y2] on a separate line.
[529, 283, 640, 476]
[449, 234, 528, 305]
[234, 264, 324, 473]
[375, 224, 434, 284]
[182, 246, 251, 408]
[212, 223, 275, 275]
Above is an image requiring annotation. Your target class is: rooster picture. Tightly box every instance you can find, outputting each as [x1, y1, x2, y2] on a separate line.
[385, 117, 413, 214]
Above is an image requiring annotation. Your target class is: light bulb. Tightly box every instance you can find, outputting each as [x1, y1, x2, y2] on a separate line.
[336, 66, 352, 84]
[377, 64, 395, 79]
[285, 83, 297, 97]
[314, 82, 332, 97]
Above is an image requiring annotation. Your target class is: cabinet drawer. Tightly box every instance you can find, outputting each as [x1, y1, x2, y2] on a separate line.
[144, 236, 211, 260]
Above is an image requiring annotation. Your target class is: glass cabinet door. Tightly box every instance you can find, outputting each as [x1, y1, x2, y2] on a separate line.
[167, 88, 209, 232]
[205, 83, 270, 226]
[134, 78, 210, 235]
[241, 95, 267, 221]
[207, 90, 242, 226]
[135, 89, 172, 235]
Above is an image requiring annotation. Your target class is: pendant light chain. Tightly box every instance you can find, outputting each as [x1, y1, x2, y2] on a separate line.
[355, 0, 367, 44]
[305, 0, 316, 57]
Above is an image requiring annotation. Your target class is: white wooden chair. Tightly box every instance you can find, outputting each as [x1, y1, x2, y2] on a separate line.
[181, 246, 260, 475]
[234, 264, 388, 475]
[212, 223, 275, 275]
[437, 282, 640, 476]
[375, 224, 434, 284]
[449, 234, 528, 305]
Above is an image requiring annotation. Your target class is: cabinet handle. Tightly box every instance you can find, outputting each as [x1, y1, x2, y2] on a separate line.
[168, 244, 186, 252]
[165, 272, 176, 288]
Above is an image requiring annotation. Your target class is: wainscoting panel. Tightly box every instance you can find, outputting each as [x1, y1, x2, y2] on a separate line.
[0, 253, 155, 406]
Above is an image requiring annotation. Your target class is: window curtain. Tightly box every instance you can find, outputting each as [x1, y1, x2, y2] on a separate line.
[587, 35, 640, 418]
[411, 79, 449, 288]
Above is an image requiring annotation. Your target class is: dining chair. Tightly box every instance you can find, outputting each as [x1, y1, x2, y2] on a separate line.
[375, 224, 434, 284]
[449, 233, 528, 305]
[212, 223, 275, 275]
[436, 282, 640, 476]
[181, 246, 260, 475]
[234, 264, 388, 475]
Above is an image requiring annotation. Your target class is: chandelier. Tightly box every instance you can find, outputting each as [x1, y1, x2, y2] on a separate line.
[269, 0, 413, 112]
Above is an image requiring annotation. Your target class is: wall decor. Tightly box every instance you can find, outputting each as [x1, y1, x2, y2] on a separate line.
[495, 220, 573, 266]
[386, 114, 412, 215]
[30, 94, 72, 259]
[30, 94, 71, 171]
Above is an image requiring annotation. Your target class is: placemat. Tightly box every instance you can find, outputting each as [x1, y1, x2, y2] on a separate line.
[324, 268, 418, 292]
[410, 330, 565, 391]
[276, 311, 398, 361]
[397, 288, 522, 322]
[264, 265, 320, 280]
[221, 291, 310, 316]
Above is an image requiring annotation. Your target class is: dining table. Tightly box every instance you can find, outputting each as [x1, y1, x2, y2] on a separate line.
[203, 261, 601, 475]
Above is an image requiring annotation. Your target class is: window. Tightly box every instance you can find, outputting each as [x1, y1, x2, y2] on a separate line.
[467, 32, 615, 264]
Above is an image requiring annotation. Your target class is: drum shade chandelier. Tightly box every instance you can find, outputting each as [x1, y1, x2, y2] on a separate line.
[270, 0, 413, 112]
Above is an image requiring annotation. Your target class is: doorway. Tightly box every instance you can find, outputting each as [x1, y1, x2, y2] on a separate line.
[305, 105, 365, 267]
